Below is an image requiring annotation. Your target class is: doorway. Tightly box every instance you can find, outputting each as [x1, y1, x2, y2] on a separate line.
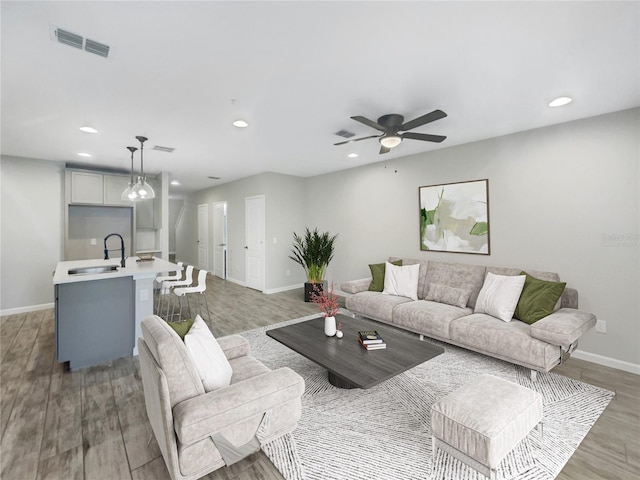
[245, 195, 265, 291]
[197, 204, 209, 270]
[212, 201, 227, 279]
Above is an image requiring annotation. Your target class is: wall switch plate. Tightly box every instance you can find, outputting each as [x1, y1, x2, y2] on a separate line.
[595, 320, 607, 333]
[140, 289, 149, 302]
[91, 238, 97, 245]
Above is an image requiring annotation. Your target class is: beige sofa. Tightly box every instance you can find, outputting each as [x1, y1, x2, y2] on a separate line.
[341, 258, 596, 377]
[138, 315, 305, 480]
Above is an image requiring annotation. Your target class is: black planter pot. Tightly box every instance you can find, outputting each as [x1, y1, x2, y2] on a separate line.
[304, 282, 324, 302]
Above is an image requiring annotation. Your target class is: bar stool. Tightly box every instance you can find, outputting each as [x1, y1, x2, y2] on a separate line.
[154, 262, 183, 315]
[162, 264, 194, 321]
[172, 269, 211, 322]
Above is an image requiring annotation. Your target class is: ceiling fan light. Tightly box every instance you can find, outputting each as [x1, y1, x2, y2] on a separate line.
[380, 135, 402, 148]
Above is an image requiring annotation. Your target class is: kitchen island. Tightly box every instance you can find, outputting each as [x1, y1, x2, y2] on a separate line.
[53, 257, 180, 369]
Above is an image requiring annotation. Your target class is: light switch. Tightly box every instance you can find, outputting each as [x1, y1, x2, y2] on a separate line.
[91, 238, 97, 245]
[140, 289, 149, 301]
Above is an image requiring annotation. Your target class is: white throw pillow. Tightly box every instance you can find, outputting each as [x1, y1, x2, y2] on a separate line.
[474, 272, 526, 322]
[383, 262, 420, 301]
[184, 315, 233, 391]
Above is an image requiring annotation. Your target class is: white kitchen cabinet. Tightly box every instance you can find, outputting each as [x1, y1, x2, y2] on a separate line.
[135, 179, 156, 229]
[70, 171, 104, 204]
[104, 174, 132, 206]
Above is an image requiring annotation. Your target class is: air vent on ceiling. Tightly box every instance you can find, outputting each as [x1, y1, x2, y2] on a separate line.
[53, 27, 110, 58]
[85, 38, 110, 58]
[334, 129, 355, 138]
[152, 145, 175, 153]
[56, 28, 83, 49]
[208, 176, 221, 180]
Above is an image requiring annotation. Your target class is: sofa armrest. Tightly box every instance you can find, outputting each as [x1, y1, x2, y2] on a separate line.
[530, 308, 596, 347]
[173, 367, 305, 445]
[341, 278, 371, 294]
[217, 334, 250, 360]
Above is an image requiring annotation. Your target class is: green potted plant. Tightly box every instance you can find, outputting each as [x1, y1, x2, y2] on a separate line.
[289, 227, 338, 301]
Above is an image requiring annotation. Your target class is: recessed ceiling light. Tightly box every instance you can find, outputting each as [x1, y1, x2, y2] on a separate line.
[77, 152, 92, 158]
[232, 120, 249, 128]
[549, 96, 572, 107]
[170, 180, 180, 186]
[79, 126, 98, 133]
[348, 153, 358, 158]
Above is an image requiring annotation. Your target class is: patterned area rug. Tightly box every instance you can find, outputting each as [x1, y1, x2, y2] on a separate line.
[242, 313, 614, 480]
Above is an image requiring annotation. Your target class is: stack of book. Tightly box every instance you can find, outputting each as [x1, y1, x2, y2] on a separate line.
[358, 331, 387, 350]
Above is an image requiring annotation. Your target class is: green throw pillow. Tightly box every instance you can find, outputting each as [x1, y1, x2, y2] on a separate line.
[368, 260, 402, 292]
[167, 318, 195, 340]
[514, 272, 566, 325]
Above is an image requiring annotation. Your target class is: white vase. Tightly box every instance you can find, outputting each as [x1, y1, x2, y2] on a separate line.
[324, 316, 337, 336]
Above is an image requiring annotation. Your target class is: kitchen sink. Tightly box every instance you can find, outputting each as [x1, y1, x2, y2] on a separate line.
[68, 265, 119, 275]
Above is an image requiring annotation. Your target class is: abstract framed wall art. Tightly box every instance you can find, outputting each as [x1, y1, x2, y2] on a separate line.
[419, 179, 490, 254]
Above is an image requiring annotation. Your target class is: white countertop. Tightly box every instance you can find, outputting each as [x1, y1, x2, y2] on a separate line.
[53, 257, 181, 284]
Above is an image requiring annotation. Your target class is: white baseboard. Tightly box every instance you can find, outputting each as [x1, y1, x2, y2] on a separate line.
[1, 302, 54, 316]
[264, 283, 303, 295]
[572, 349, 640, 375]
[225, 276, 246, 287]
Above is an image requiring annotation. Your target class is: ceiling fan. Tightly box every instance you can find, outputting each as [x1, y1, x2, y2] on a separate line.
[335, 109, 447, 154]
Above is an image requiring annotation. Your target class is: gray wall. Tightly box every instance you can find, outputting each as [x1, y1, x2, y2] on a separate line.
[188, 172, 307, 291]
[1, 156, 64, 310]
[306, 108, 639, 367]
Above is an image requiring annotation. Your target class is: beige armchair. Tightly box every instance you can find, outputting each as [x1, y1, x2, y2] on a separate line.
[138, 315, 305, 480]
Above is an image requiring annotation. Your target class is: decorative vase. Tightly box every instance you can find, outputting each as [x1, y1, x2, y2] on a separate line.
[324, 316, 337, 336]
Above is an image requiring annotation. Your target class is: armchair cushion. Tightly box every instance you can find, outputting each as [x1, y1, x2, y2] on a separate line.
[173, 366, 305, 446]
[184, 315, 233, 392]
[530, 308, 596, 347]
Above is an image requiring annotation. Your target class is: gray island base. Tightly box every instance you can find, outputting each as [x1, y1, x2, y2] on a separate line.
[53, 257, 180, 370]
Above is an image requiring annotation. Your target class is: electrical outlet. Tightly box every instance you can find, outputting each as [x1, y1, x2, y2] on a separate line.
[140, 289, 149, 302]
[595, 320, 607, 333]
[286, 269, 290, 276]
[91, 238, 97, 245]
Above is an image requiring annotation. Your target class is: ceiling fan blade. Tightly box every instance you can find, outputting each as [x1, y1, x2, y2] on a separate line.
[400, 109, 447, 131]
[351, 116, 387, 132]
[333, 135, 380, 146]
[402, 132, 447, 143]
[379, 145, 391, 154]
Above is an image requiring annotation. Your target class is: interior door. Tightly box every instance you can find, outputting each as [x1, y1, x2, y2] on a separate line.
[197, 204, 209, 270]
[245, 195, 265, 291]
[213, 201, 227, 279]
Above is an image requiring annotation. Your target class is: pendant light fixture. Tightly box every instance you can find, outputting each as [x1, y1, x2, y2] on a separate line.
[121, 146, 138, 201]
[129, 136, 155, 200]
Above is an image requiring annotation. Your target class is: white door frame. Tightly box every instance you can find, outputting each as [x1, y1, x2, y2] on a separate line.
[245, 195, 265, 291]
[212, 201, 227, 279]
[197, 203, 209, 270]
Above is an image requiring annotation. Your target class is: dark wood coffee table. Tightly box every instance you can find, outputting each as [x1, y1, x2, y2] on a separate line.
[267, 314, 444, 389]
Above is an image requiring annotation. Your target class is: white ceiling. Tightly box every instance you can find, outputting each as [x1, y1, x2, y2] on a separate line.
[2, 1, 639, 195]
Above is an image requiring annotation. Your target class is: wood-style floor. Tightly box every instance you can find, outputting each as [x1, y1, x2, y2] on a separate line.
[1, 276, 638, 479]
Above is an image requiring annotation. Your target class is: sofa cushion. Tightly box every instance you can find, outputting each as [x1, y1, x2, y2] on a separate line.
[141, 315, 205, 408]
[383, 262, 420, 300]
[513, 272, 566, 324]
[368, 259, 402, 292]
[425, 283, 472, 308]
[345, 291, 412, 323]
[184, 315, 233, 392]
[530, 308, 596, 347]
[167, 318, 195, 339]
[474, 272, 526, 322]
[393, 300, 472, 340]
[486, 266, 563, 310]
[389, 257, 429, 299]
[450, 313, 561, 371]
[424, 261, 486, 307]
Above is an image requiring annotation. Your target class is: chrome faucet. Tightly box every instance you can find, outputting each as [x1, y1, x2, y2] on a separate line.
[104, 233, 126, 268]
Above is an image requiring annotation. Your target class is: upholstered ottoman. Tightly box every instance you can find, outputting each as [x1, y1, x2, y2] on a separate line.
[431, 374, 543, 479]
